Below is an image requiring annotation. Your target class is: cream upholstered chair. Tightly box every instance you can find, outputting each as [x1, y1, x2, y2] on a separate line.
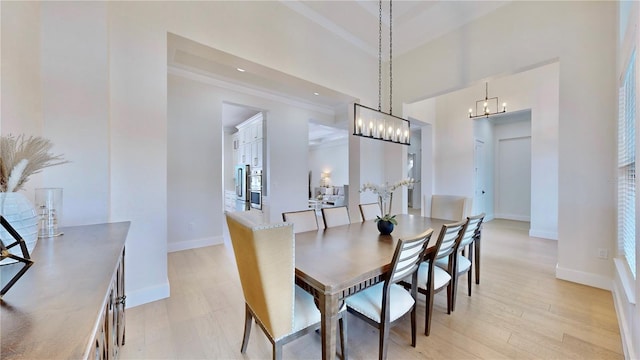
[282, 209, 319, 233]
[429, 195, 473, 221]
[345, 229, 433, 360]
[321, 206, 351, 228]
[435, 213, 484, 311]
[359, 202, 382, 221]
[225, 212, 346, 360]
[405, 219, 466, 336]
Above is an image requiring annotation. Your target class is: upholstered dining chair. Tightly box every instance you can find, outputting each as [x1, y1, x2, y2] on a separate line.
[225, 212, 346, 360]
[321, 206, 351, 228]
[282, 209, 320, 233]
[359, 202, 382, 221]
[429, 195, 473, 221]
[435, 213, 484, 311]
[345, 229, 433, 360]
[405, 220, 466, 336]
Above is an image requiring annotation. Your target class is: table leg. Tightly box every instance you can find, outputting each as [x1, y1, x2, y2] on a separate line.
[319, 291, 338, 360]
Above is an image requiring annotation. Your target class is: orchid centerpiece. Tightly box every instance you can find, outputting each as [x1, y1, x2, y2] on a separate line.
[360, 178, 416, 225]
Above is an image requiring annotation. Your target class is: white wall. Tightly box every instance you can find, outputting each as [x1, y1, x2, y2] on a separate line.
[1, 0, 620, 317]
[309, 140, 348, 192]
[41, 2, 110, 226]
[407, 129, 422, 209]
[2, 1, 379, 307]
[167, 74, 224, 251]
[395, 1, 616, 290]
[168, 70, 338, 248]
[410, 63, 559, 240]
[111, 1, 378, 306]
[404, 98, 436, 216]
[2, 1, 42, 201]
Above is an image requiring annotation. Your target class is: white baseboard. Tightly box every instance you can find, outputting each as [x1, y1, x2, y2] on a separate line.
[555, 264, 612, 290]
[125, 280, 170, 308]
[529, 229, 558, 240]
[494, 213, 530, 222]
[167, 235, 223, 253]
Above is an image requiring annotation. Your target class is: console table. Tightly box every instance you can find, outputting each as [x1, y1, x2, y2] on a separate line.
[1, 222, 130, 359]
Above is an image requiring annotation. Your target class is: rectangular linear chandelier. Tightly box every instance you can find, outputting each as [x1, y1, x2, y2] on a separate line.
[352, 0, 410, 146]
[354, 103, 410, 145]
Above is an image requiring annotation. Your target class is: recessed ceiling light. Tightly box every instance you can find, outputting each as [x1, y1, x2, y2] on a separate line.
[313, 92, 320, 96]
[236, 68, 246, 72]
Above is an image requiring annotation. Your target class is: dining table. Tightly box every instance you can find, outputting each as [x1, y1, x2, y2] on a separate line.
[294, 213, 450, 360]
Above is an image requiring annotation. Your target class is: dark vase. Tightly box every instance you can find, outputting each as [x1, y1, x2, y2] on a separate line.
[377, 220, 394, 235]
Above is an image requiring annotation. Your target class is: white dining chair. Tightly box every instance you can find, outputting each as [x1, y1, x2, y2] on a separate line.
[359, 202, 382, 221]
[345, 228, 433, 360]
[435, 213, 485, 311]
[225, 212, 346, 360]
[321, 206, 351, 228]
[282, 209, 320, 233]
[405, 219, 466, 336]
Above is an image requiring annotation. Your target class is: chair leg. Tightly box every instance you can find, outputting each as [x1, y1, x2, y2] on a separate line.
[445, 281, 452, 314]
[475, 237, 481, 285]
[410, 305, 417, 346]
[379, 321, 390, 360]
[273, 342, 283, 360]
[339, 313, 348, 360]
[451, 272, 458, 312]
[425, 287, 434, 336]
[467, 245, 473, 297]
[241, 304, 253, 353]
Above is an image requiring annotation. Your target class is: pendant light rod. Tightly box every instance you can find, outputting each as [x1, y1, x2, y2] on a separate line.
[353, 0, 410, 146]
[389, 0, 393, 114]
[378, 0, 382, 112]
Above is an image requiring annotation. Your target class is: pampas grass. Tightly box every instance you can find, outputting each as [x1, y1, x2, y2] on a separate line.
[0, 135, 68, 192]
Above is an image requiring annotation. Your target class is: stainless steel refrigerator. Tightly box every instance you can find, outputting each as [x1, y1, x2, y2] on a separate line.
[235, 164, 250, 211]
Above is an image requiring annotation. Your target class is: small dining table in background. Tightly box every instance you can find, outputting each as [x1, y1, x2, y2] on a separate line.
[294, 214, 449, 360]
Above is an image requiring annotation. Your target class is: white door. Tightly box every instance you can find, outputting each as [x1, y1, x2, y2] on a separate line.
[496, 136, 531, 220]
[474, 140, 485, 215]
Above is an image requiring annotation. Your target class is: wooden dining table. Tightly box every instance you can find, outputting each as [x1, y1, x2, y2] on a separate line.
[294, 213, 449, 360]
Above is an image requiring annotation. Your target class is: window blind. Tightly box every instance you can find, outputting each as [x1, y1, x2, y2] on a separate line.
[618, 50, 636, 278]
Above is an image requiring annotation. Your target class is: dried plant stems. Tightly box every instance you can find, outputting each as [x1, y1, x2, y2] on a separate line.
[0, 135, 68, 192]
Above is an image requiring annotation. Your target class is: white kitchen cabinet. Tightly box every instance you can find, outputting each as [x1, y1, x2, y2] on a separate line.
[235, 113, 264, 169]
[251, 139, 263, 168]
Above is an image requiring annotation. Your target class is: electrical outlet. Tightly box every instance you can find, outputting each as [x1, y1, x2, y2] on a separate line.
[597, 248, 609, 259]
[188, 222, 195, 233]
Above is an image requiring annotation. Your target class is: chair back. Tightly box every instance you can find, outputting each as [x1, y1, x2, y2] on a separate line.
[430, 195, 473, 221]
[225, 212, 295, 340]
[434, 220, 467, 263]
[459, 213, 485, 248]
[282, 209, 319, 233]
[359, 202, 382, 221]
[388, 229, 434, 284]
[321, 206, 351, 228]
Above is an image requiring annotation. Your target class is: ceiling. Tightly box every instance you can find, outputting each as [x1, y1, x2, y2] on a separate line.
[167, 1, 510, 144]
[283, 1, 510, 57]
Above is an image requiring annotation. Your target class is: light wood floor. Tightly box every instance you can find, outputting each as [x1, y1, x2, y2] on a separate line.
[120, 219, 624, 359]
